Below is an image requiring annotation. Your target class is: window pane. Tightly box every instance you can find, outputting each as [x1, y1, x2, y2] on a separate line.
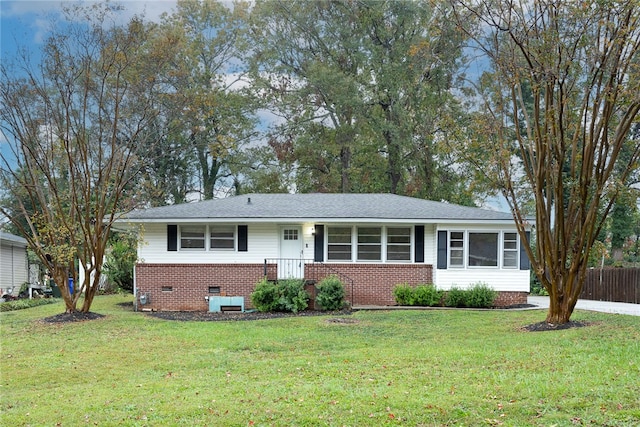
[357, 246, 381, 260]
[181, 226, 205, 249]
[210, 226, 235, 249]
[328, 227, 352, 261]
[503, 251, 518, 267]
[387, 245, 411, 261]
[468, 233, 498, 266]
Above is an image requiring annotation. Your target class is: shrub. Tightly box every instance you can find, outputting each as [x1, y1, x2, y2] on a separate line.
[393, 283, 414, 305]
[250, 278, 309, 313]
[412, 284, 443, 307]
[315, 275, 346, 311]
[444, 286, 468, 308]
[250, 278, 280, 312]
[0, 298, 62, 312]
[466, 282, 498, 308]
[277, 279, 309, 313]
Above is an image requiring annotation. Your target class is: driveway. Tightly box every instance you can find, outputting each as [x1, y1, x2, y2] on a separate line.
[528, 296, 640, 316]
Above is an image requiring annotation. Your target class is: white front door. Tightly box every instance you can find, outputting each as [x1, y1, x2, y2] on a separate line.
[279, 226, 304, 279]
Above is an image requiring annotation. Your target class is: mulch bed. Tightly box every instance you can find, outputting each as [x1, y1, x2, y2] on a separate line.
[43, 312, 106, 323]
[522, 320, 591, 332]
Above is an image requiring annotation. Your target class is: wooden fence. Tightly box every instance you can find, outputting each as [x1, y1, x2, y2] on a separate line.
[580, 268, 640, 304]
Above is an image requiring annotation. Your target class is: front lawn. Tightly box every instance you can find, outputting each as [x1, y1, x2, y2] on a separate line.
[1, 295, 638, 426]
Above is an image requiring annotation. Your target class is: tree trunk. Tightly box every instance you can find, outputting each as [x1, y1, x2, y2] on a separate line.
[340, 145, 351, 193]
[545, 294, 575, 324]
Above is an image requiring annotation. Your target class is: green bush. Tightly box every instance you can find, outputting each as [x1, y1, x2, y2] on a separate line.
[393, 283, 414, 305]
[466, 282, 498, 308]
[444, 286, 468, 307]
[0, 298, 62, 312]
[315, 275, 346, 311]
[103, 232, 137, 293]
[412, 284, 443, 307]
[277, 279, 309, 313]
[250, 278, 280, 312]
[250, 278, 309, 313]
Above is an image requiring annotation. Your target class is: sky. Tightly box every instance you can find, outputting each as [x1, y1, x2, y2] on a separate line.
[0, 1, 179, 163]
[1, 1, 177, 62]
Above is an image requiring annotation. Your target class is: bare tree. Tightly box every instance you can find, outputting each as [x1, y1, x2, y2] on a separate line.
[0, 4, 170, 312]
[453, 1, 640, 323]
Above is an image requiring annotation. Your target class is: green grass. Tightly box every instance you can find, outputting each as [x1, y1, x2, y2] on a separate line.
[1, 295, 639, 426]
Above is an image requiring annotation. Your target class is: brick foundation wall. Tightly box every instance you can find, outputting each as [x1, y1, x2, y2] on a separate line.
[306, 263, 434, 306]
[135, 263, 526, 311]
[492, 291, 529, 307]
[135, 263, 266, 311]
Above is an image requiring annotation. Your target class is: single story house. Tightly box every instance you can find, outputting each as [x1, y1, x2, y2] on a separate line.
[118, 193, 531, 311]
[0, 231, 29, 297]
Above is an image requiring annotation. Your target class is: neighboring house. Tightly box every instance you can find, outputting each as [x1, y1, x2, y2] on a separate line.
[118, 193, 531, 311]
[0, 231, 29, 297]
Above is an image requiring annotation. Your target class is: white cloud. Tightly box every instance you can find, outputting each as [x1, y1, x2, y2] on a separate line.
[1, 1, 177, 24]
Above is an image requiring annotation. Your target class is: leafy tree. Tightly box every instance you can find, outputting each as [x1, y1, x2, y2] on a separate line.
[249, 0, 470, 197]
[0, 4, 173, 313]
[156, 0, 258, 200]
[453, 1, 640, 323]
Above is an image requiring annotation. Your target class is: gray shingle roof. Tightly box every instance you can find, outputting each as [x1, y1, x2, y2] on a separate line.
[120, 193, 514, 223]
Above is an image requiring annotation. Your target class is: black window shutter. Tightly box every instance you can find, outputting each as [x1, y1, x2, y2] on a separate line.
[437, 230, 448, 269]
[520, 231, 531, 270]
[314, 225, 324, 262]
[414, 225, 425, 263]
[238, 225, 248, 252]
[167, 224, 178, 251]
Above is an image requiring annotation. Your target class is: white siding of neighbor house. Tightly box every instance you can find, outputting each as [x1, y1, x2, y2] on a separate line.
[431, 223, 530, 292]
[1, 241, 28, 294]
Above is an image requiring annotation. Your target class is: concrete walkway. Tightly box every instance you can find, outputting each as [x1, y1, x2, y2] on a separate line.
[528, 296, 640, 316]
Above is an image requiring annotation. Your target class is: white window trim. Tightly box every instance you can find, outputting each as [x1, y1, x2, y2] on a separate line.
[210, 225, 237, 251]
[501, 231, 519, 269]
[179, 225, 206, 251]
[448, 230, 520, 270]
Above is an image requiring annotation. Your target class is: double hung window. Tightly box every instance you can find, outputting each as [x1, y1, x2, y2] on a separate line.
[327, 227, 352, 260]
[210, 225, 235, 250]
[179, 225, 236, 251]
[386, 227, 411, 261]
[180, 225, 206, 249]
[357, 227, 382, 261]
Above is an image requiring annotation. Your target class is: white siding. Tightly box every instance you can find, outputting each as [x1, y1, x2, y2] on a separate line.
[424, 223, 435, 264]
[434, 269, 530, 292]
[138, 223, 283, 264]
[0, 243, 28, 294]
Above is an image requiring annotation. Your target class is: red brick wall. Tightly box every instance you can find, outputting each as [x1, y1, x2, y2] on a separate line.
[493, 291, 528, 306]
[135, 263, 525, 311]
[306, 263, 434, 306]
[135, 263, 266, 311]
